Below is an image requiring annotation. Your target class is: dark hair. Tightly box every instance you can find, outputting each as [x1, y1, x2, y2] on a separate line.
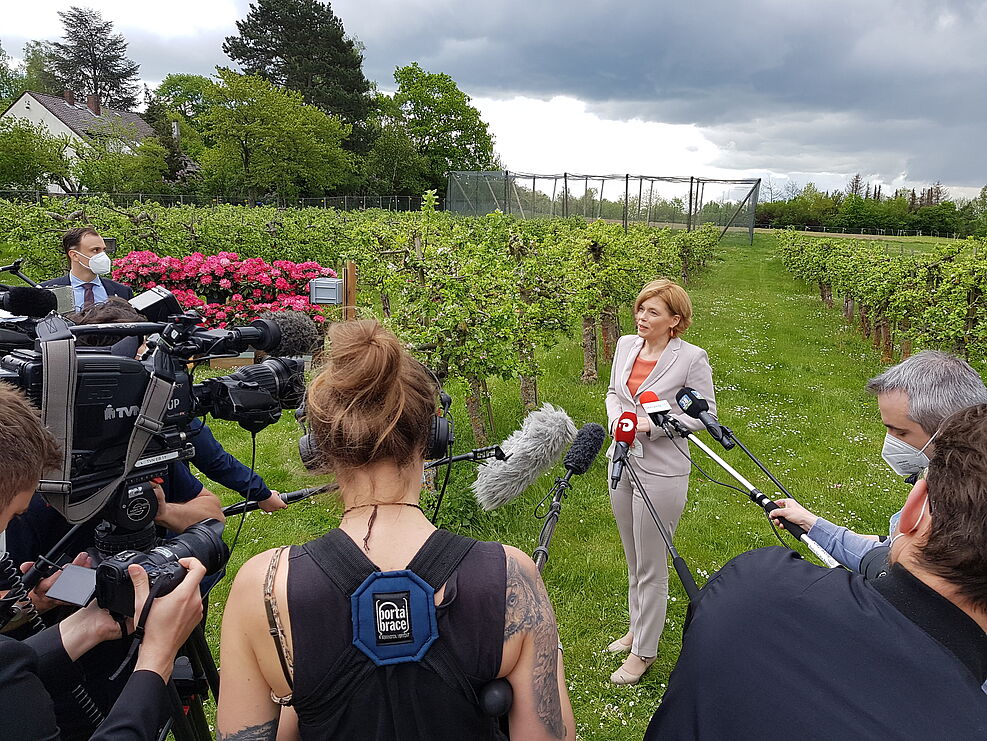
[61, 227, 101, 256]
[0, 384, 60, 510]
[916, 403, 987, 610]
[67, 297, 146, 346]
[306, 320, 435, 472]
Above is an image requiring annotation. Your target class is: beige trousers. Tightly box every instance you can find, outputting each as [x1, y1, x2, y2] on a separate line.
[609, 463, 689, 659]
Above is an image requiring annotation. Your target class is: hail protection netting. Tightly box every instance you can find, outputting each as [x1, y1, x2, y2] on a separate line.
[446, 171, 760, 241]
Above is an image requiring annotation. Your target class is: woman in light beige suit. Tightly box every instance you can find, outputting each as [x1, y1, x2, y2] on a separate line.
[605, 278, 716, 685]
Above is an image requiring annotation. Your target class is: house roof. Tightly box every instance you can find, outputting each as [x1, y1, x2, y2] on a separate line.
[17, 91, 156, 141]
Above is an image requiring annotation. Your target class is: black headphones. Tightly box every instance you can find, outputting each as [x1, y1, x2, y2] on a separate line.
[297, 362, 453, 469]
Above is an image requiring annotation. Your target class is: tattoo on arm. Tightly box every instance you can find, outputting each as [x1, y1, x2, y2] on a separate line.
[505, 555, 566, 738]
[218, 719, 279, 741]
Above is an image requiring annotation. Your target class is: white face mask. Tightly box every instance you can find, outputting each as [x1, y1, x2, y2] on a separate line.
[77, 250, 111, 275]
[881, 431, 936, 478]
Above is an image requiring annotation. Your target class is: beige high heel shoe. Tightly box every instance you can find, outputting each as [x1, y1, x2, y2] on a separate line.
[610, 654, 657, 685]
[605, 632, 633, 653]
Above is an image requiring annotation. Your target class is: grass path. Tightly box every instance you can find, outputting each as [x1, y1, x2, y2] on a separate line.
[202, 233, 908, 739]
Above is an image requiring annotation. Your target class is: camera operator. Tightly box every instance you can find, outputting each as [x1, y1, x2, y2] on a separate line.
[0, 383, 206, 741]
[769, 350, 987, 571]
[644, 403, 987, 740]
[40, 228, 133, 311]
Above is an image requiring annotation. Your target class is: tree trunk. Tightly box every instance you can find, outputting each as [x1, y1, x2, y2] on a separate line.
[464, 375, 489, 445]
[518, 339, 538, 410]
[581, 316, 598, 383]
[381, 292, 391, 319]
[819, 282, 833, 308]
[900, 319, 912, 358]
[860, 306, 871, 339]
[880, 318, 893, 363]
[600, 305, 620, 365]
[843, 294, 855, 322]
[872, 314, 884, 350]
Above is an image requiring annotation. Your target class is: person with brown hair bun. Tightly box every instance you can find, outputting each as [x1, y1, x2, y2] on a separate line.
[605, 278, 717, 685]
[216, 320, 575, 741]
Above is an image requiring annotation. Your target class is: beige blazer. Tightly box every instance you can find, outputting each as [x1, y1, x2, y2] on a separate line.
[605, 334, 717, 477]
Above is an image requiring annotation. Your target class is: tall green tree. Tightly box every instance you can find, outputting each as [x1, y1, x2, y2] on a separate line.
[393, 63, 496, 193]
[154, 74, 215, 132]
[223, 0, 373, 132]
[0, 43, 27, 108]
[20, 41, 63, 96]
[47, 6, 141, 109]
[73, 125, 170, 193]
[199, 69, 351, 201]
[0, 118, 73, 190]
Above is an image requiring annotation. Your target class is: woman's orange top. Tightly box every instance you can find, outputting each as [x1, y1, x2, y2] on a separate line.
[627, 356, 658, 397]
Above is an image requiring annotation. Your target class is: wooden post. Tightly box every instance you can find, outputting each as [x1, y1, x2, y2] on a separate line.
[344, 260, 357, 321]
[623, 174, 629, 233]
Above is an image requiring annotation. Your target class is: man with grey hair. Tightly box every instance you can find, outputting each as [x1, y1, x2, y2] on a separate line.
[770, 350, 987, 572]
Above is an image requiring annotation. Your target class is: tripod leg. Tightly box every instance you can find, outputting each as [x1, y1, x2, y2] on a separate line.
[165, 678, 198, 741]
[185, 624, 220, 700]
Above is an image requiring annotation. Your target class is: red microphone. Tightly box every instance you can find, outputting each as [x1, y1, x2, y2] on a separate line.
[610, 411, 638, 489]
[639, 390, 672, 427]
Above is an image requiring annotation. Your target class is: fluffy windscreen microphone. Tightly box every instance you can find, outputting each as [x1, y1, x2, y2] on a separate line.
[259, 310, 323, 357]
[0, 285, 57, 317]
[563, 423, 605, 475]
[472, 403, 576, 510]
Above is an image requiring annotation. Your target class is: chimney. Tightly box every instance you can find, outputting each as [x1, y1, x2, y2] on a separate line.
[86, 94, 101, 116]
[63, 89, 76, 106]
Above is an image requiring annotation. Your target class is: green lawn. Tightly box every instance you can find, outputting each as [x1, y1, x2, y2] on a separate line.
[198, 232, 911, 739]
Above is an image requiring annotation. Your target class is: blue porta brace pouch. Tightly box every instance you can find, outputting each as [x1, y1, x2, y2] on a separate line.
[351, 569, 439, 666]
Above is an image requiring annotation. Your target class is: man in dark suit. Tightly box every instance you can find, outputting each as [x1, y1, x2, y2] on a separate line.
[40, 228, 133, 311]
[0, 383, 205, 741]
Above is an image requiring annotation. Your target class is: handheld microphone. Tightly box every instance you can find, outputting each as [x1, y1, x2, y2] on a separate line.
[472, 404, 576, 510]
[0, 284, 57, 317]
[675, 387, 733, 448]
[610, 412, 637, 489]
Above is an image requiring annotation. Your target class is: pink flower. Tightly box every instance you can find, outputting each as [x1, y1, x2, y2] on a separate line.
[219, 278, 232, 289]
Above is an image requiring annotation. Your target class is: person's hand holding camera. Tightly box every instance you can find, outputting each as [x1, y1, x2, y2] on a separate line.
[130, 557, 205, 682]
[18, 551, 91, 615]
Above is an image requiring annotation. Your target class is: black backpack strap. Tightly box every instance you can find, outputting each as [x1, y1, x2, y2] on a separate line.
[302, 528, 379, 595]
[406, 529, 482, 705]
[406, 529, 478, 589]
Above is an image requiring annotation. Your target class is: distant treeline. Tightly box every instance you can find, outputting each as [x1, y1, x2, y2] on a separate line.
[755, 178, 987, 237]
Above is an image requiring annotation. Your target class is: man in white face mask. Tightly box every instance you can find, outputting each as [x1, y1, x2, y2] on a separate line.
[40, 227, 133, 311]
[770, 350, 987, 572]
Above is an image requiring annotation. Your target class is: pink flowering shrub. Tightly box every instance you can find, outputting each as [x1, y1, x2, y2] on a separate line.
[113, 251, 337, 329]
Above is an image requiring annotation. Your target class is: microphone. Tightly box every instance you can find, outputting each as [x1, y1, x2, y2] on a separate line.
[562, 423, 605, 478]
[610, 411, 637, 489]
[639, 390, 672, 428]
[0, 284, 57, 317]
[472, 404, 576, 510]
[675, 387, 733, 447]
[257, 309, 323, 357]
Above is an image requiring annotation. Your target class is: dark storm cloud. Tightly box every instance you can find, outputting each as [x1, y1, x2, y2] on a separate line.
[333, 0, 987, 185]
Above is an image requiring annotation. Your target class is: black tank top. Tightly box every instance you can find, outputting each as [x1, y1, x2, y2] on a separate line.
[286, 533, 507, 740]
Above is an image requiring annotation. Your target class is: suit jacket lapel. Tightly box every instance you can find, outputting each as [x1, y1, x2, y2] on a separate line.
[620, 336, 644, 399]
[634, 337, 682, 399]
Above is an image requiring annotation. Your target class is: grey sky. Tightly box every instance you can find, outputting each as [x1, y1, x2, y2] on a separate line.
[3, 0, 985, 194]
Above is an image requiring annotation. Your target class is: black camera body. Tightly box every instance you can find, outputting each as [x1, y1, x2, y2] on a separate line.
[94, 519, 229, 616]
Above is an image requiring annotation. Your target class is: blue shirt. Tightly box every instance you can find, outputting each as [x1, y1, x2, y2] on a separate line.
[187, 418, 273, 501]
[68, 273, 109, 311]
[808, 508, 903, 573]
